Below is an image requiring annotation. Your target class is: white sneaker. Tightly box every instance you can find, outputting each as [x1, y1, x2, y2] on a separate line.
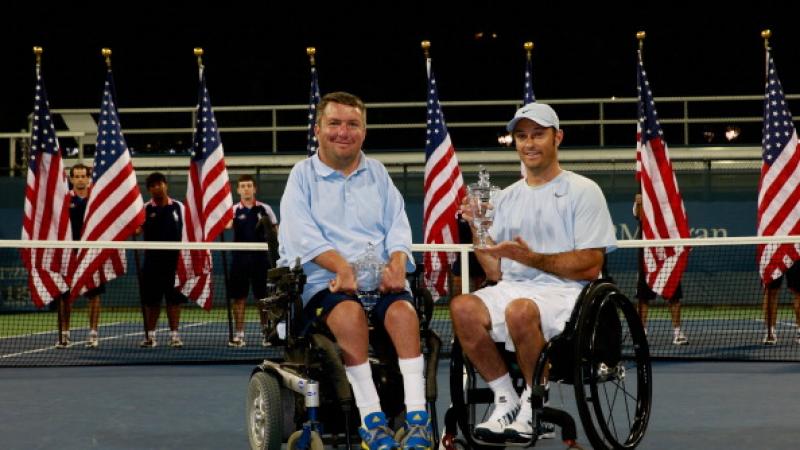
[672, 331, 688, 345]
[55, 336, 71, 349]
[228, 337, 246, 347]
[763, 334, 777, 345]
[85, 333, 99, 348]
[169, 336, 184, 348]
[139, 338, 158, 348]
[475, 396, 520, 437]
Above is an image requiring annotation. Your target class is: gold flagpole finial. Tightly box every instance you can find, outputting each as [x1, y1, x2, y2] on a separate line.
[33, 46, 43, 65]
[636, 31, 646, 53]
[194, 47, 204, 68]
[761, 29, 771, 49]
[101, 48, 112, 69]
[524, 41, 534, 59]
[307, 47, 316, 66]
[421, 40, 431, 59]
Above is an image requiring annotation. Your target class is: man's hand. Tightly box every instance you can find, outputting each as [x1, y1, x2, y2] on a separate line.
[480, 236, 532, 265]
[379, 252, 407, 293]
[459, 196, 476, 232]
[379, 261, 406, 293]
[329, 266, 357, 294]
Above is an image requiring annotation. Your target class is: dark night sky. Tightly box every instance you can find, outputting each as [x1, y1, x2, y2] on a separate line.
[1, 2, 798, 136]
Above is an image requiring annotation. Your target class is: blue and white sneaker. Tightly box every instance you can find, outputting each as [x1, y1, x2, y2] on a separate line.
[359, 412, 400, 450]
[399, 410, 432, 450]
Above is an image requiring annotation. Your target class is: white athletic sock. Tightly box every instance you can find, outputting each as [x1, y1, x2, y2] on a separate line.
[398, 355, 426, 413]
[345, 362, 382, 425]
[487, 373, 519, 415]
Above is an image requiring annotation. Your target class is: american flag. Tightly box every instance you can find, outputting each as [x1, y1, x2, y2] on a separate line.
[21, 63, 72, 307]
[177, 65, 233, 309]
[756, 49, 800, 283]
[306, 64, 320, 157]
[635, 50, 690, 298]
[423, 58, 465, 297]
[523, 50, 535, 105]
[69, 69, 145, 299]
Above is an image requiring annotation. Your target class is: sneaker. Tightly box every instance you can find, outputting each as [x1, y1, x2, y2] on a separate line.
[504, 417, 556, 441]
[139, 338, 158, 348]
[475, 397, 520, 437]
[85, 334, 99, 348]
[55, 337, 71, 349]
[359, 412, 400, 450]
[228, 337, 246, 347]
[399, 410, 432, 450]
[538, 421, 556, 439]
[763, 334, 777, 345]
[169, 336, 184, 348]
[672, 331, 689, 346]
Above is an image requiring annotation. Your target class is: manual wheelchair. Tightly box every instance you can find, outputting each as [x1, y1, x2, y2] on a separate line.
[246, 263, 442, 450]
[443, 279, 652, 450]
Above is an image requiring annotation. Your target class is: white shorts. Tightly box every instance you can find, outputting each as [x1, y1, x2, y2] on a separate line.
[473, 280, 583, 352]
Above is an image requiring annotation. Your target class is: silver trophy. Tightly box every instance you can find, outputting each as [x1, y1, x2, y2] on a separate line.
[351, 242, 385, 311]
[467, 166, 501, 249]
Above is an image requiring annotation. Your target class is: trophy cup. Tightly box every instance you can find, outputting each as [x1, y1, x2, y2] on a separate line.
[467, 166, 501, 249]
[352, 242, 385, 311]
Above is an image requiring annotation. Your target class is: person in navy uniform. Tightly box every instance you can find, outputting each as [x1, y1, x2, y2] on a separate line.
[137, 172, 186, 348]
[56, 163, 105, 349]
[227, 174, 278, 347]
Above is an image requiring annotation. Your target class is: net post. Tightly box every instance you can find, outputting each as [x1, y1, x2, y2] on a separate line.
[132, 237, 149, 342]
[219, 233, 234, 344]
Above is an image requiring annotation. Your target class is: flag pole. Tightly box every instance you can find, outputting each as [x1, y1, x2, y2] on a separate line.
[761, 29, 771, 82]
[36, 45, 67, 346]
[102, 46, 144, 341]
[194, 46, 233, 342]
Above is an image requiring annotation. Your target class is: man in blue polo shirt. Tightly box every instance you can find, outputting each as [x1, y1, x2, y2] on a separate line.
[279, 92, 431, 450]
[56, 163, 105, 349]
[138, 172, 186, 348]
[227, 174, 278, 347]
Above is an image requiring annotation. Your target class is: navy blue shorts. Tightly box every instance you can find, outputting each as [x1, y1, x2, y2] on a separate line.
[767, 263, 800, 291]
[302, 288, 413, 335]
[83, 284, 105, 298]
[636, 274, 683, 302]
[228, 254, 269, 300]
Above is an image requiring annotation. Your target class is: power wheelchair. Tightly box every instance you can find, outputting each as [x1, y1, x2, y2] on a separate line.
[246, 262, 442, 450]
[443, 279, 652, 450]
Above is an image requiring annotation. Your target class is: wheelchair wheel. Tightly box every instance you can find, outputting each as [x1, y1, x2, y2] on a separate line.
[286, 430, 323, 450]
[573, 282, 652, 450]
[247, 371, 284, 450]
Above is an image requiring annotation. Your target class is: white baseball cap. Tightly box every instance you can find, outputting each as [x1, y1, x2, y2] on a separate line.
[506, 103, 560, 132]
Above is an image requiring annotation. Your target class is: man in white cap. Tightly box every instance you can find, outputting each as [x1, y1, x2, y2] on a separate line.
[450, 103, 617, 441]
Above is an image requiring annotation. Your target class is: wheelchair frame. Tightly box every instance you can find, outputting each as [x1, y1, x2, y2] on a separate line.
[246, 263, 442, 450]
[444, 279, 652, 450]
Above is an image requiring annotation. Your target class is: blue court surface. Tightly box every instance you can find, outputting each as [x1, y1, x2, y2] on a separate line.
[1, 359, 798, 449]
